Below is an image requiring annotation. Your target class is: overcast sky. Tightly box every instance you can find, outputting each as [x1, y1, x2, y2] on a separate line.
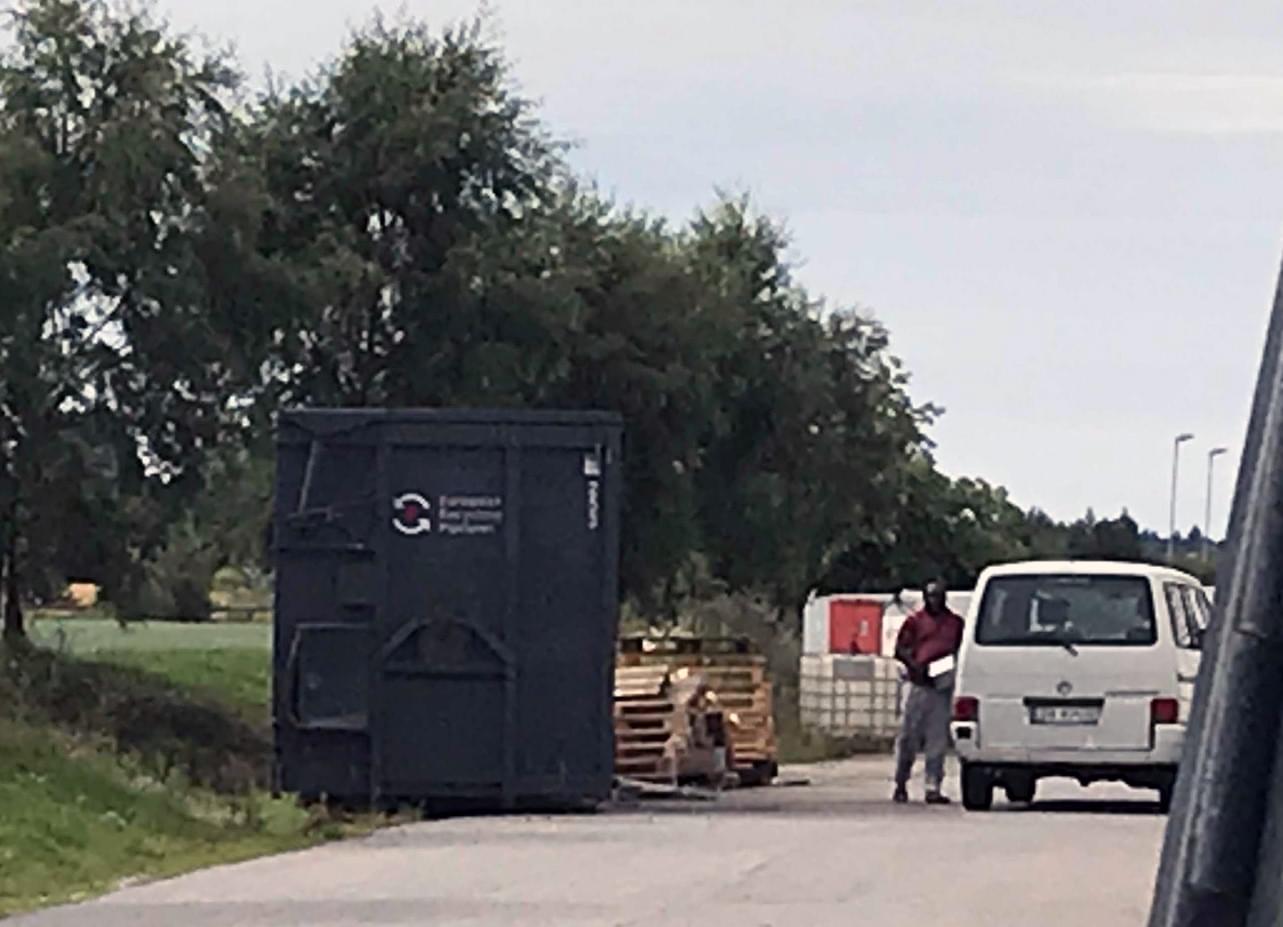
[159, 0, 1283, 536]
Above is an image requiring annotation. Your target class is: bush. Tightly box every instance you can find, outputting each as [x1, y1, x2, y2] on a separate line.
[114, 519, 221, 622]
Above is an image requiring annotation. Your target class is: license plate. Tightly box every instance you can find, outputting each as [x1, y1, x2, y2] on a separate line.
[1030, 705, 1101, 725]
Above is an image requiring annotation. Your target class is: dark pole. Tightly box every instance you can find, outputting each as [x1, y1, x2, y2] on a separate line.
[2, 494, 21, 640]
[1149, 256, 1283, 926]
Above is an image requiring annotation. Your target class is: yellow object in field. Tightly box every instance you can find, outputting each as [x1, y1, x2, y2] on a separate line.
[66, 583, 99, 608]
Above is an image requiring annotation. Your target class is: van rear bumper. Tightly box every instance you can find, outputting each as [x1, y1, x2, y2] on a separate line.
[971, 761, 1177, 792]
[952, 723, 1185, 767]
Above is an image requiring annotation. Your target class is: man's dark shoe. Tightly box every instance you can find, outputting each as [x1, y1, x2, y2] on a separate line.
[924, 790, 951, 806]
[892, 785, 909, 804]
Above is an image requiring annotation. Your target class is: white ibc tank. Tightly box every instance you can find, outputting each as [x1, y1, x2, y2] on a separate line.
[802, 595, 829, 655]
[798, 653, 905, 738]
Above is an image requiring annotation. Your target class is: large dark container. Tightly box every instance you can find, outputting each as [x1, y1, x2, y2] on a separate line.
[272, 409, 622, 810]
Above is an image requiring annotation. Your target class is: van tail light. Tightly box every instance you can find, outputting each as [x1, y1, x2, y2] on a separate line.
[1151, 697, 1180, 725]
[953, 696, 979, 722]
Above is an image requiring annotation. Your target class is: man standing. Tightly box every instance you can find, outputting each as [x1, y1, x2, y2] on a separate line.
[892, 578, 965, 805]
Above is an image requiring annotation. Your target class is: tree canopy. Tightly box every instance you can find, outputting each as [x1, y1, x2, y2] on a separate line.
[0, 0, 1219, 635]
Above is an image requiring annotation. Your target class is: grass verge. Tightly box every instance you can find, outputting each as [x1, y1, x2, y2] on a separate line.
[93, 648, 271, 726]
[0, 637, 366, 916]
[0, 718, 319, 916]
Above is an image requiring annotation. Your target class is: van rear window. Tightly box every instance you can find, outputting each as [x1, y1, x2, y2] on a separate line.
[975, 574, 1156, 647]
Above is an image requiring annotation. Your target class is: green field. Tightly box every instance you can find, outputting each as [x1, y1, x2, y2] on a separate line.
[30, 617, 270, 654]
[29, 618, 273, 725]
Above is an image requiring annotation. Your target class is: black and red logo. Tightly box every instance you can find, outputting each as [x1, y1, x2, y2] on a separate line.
[392, 493, 432, 536]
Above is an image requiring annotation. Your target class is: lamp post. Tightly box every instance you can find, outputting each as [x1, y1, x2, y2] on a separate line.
[1169, 433, 1194, 563]
[1204, 446, 1228, 562]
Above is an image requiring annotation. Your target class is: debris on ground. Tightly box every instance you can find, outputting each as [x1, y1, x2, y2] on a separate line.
[612, 776, 720, 802]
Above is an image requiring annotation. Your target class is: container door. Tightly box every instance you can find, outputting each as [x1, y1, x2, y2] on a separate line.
[372, 439, 518, 801]
[377, 619, 513, 795]
[510, 444, 616, 797]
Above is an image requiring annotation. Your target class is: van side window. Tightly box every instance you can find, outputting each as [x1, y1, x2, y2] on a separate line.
[1165, 583, 1201, 650]
[1182, 586, 1211, 643]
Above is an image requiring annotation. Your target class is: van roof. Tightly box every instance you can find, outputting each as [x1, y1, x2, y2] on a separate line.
[979, 559, 1201, 583]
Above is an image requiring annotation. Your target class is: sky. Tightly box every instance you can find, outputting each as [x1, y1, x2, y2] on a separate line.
[157, 0, 1283, 536]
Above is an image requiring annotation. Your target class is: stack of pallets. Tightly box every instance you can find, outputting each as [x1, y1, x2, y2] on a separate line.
[613, 664, 732, 787]
[618, 636, 779, 787]
[613, 665, 680, 784]
[667, 671, 731, 787]
[692, 662, 777, 785]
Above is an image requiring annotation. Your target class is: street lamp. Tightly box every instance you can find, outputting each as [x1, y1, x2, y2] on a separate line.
[1169, 433, 1195, 563]
[1204, 446, 1229, 562]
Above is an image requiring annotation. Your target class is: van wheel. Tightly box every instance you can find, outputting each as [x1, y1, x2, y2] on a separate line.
[962, 764, 994, 811]
[1005, 775, 1036, 805]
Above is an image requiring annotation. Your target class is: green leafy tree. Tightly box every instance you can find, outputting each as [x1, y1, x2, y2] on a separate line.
[548, 200, 722, 609]
[1066, 509, 1143, 561]
[0, 0, 252, 636]
[0, 3, 1182, 638]
[685, 196, 929, 614]
[251, 16, 563, 409]
[113, 447, 273, 619]
[247, 20, 728, 608]
[820, 463, 1038, 593]
[1020, 508, 1071, 560]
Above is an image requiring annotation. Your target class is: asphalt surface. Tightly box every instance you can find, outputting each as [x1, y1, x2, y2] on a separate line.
[12, 756, 1166, 927]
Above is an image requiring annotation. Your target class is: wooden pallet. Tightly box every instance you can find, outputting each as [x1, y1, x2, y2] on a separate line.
[676, 665, 776, 782]
[613, 667, 681, 784]
[616, 639, 778, 786]
[613, 664, 733, 787]
[618, 635, 757, 658]
[614, 665, 670, 699]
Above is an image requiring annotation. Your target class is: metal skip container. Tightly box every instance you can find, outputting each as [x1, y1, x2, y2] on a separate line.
[272, 409, 623, 810]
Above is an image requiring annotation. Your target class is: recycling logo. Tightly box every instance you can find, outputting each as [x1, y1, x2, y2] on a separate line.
[392, 493, 432, 536]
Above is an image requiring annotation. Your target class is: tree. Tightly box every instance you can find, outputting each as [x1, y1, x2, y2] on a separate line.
[246, 20, 735, 609]
[1095, 511, 1143, 561]
[1066, 509, 1142, 562]
[548, 199, 723, 609]
[0, 4, 1185, 635]
[1021, 507, 1071, 560]
[0, 0, 252, 636]
[820, 461, 1036, 594]
[114, 448, 273, 619]
[250, 16, 563, 409]
[684, 196, 929, 615]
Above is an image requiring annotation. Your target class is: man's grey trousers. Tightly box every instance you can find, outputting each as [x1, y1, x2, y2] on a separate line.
[894, 682, 952, 791]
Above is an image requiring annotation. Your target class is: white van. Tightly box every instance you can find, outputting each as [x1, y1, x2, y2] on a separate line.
[950, 561, 1209, 811]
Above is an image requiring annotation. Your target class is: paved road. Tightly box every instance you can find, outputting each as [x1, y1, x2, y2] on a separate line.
[13, 757, 1165, 927]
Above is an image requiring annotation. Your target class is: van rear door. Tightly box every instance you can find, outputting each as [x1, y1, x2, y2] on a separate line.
[968, 573, 1167, 753]
[1164, 583, 1206, 718]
